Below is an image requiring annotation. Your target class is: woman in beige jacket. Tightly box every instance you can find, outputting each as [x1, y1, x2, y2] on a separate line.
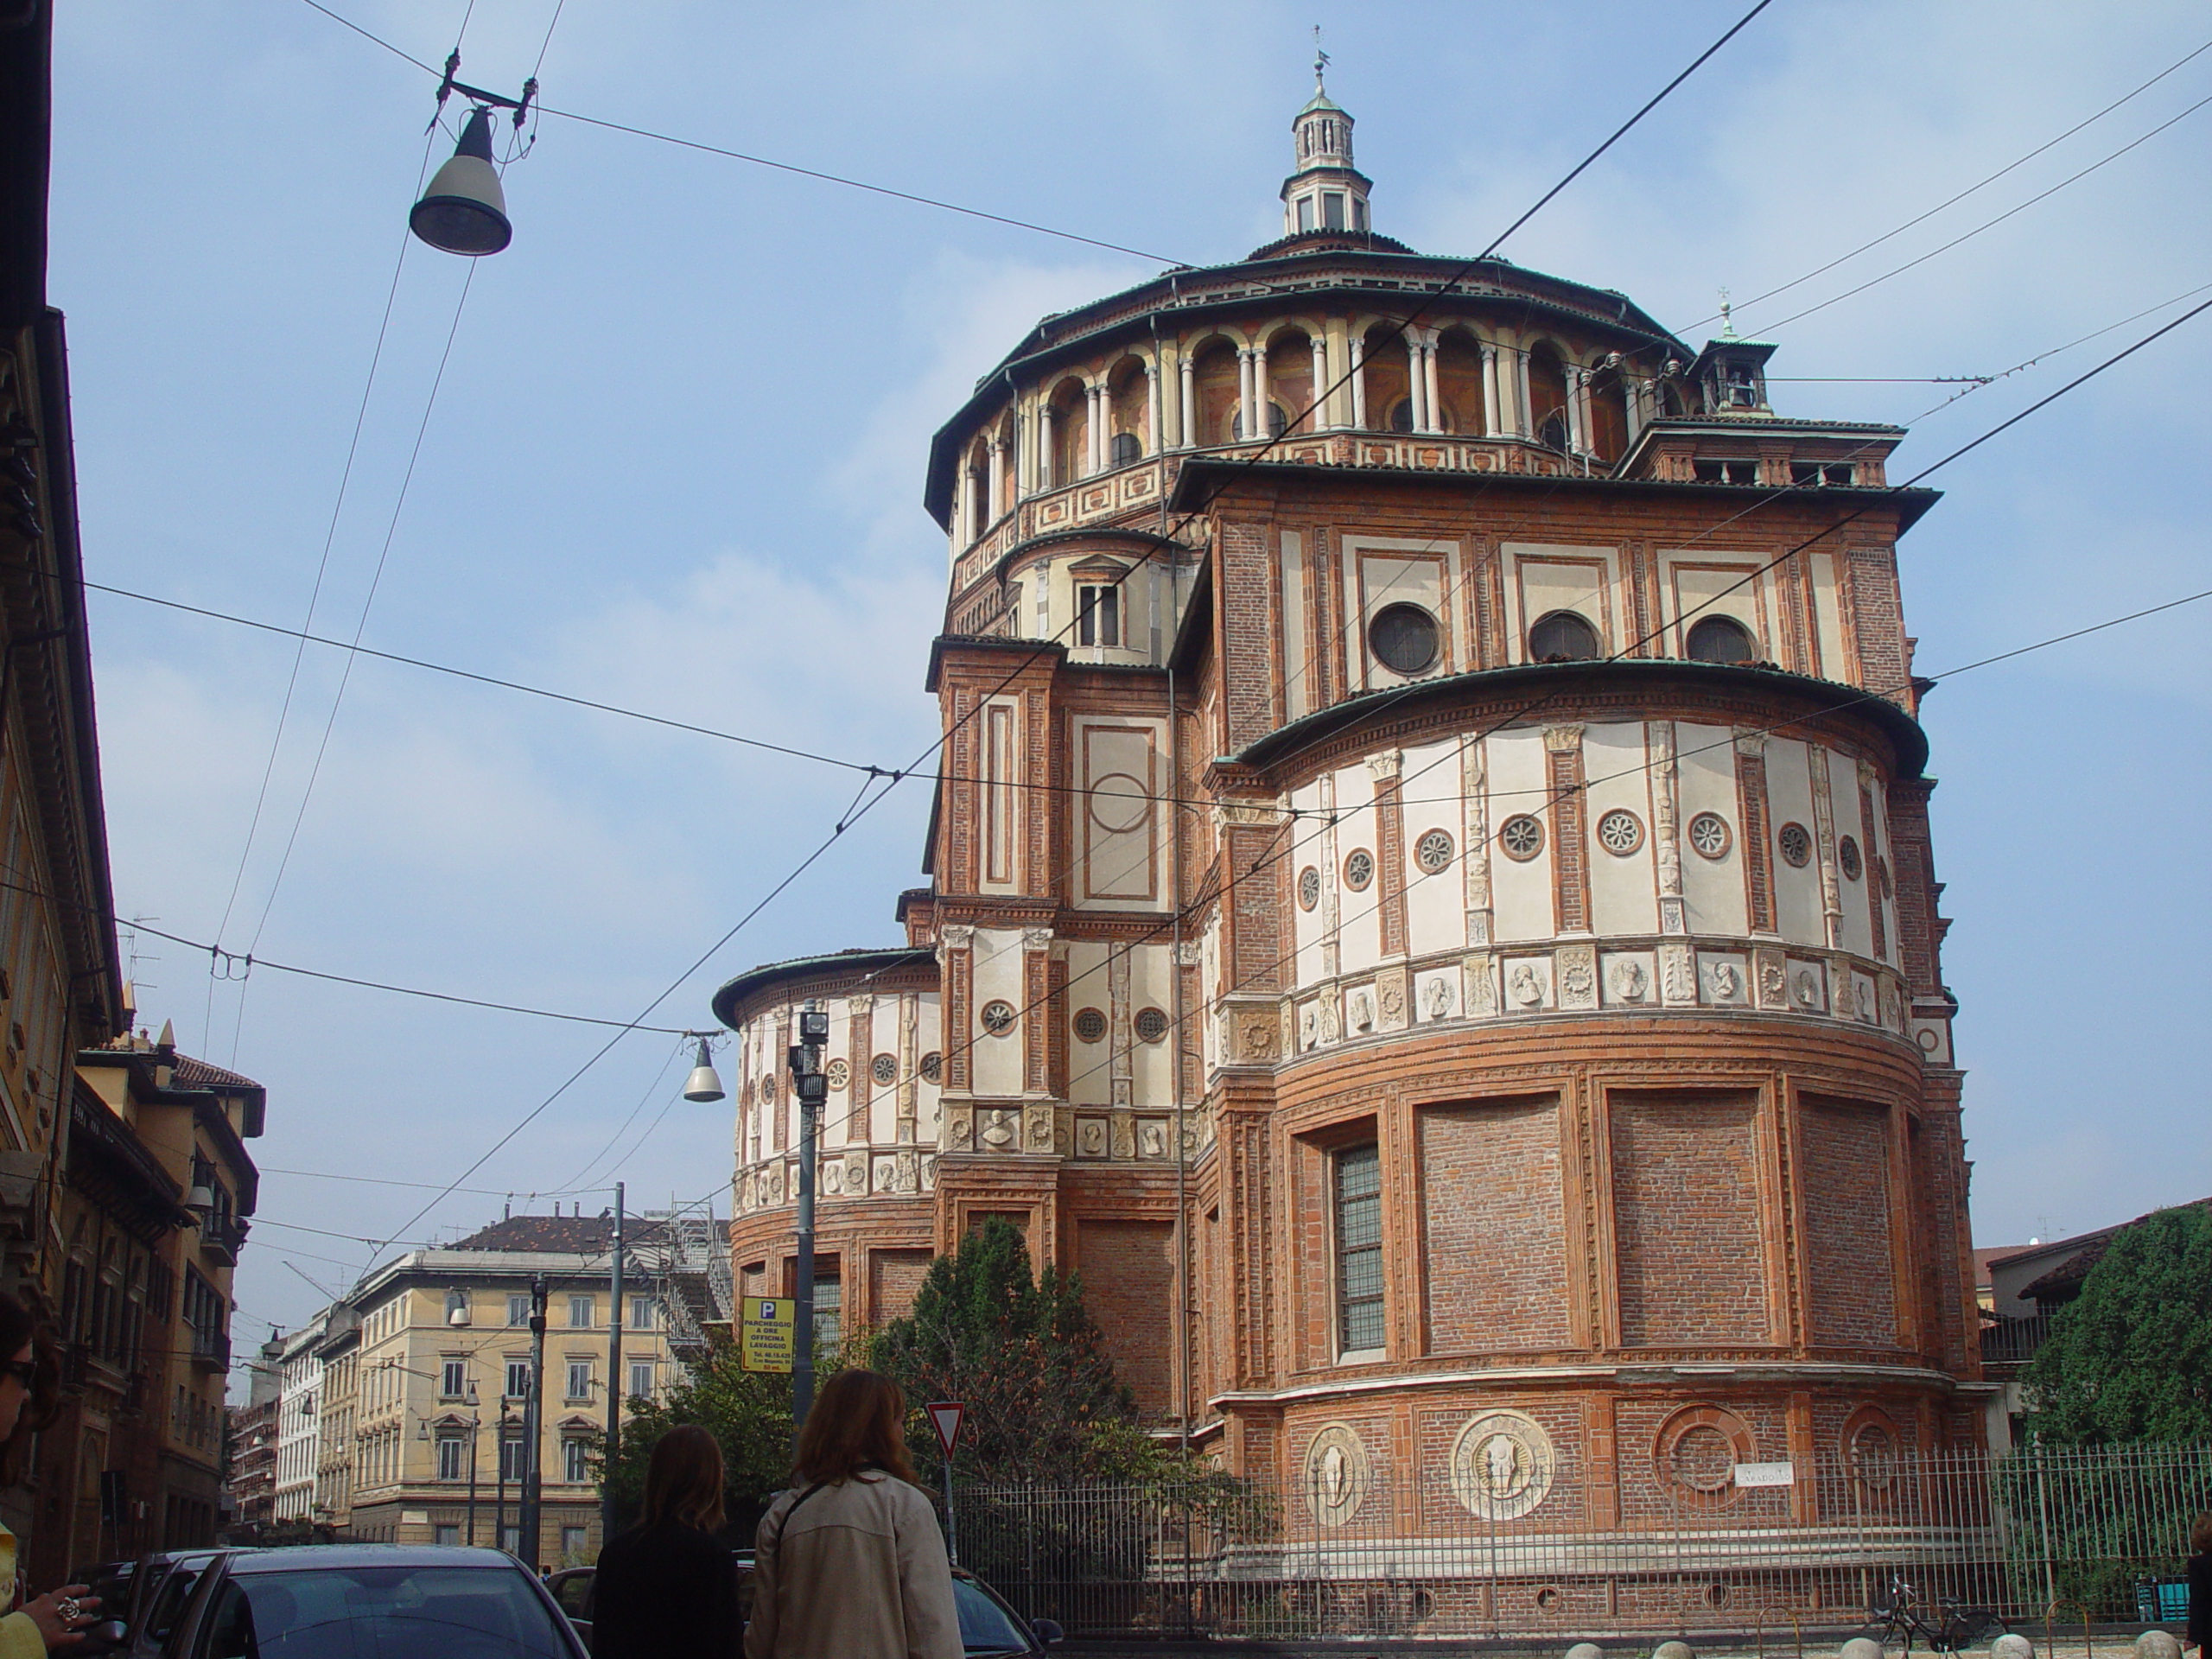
[0, 1290, 100, 1656]
[745, 1370, 960, 1659]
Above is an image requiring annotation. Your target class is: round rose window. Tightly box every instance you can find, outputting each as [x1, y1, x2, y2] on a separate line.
[1071, 1007, 1107, 1044]
[1498, 814, 1545, 861]
[980, 1001, 1017, 1036]
[1777, 822, 1813, 868]
[1596, 809, 1643, 855]
[1133, 1007, 1170, 1044]
[1688, 811, 1732, 860]
[1343, 849, 1374, 891]
[1297, 866, 1320, 911]
[1838, 835, 1864, 881]
[1414, 829, 1454, 874]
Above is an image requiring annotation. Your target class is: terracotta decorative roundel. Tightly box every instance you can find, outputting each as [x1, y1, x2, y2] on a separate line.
[1414, 829, 1455, 874]
[1297, 866, 1321, 911]
[1777, 822, 1813, 868]
[1071, 1007, 1108, 1044]
[825, 1058, 849, 1091]
[1342, 849, 1374, 891]
[1133, 1007, 1170, 1044]
[1688, 811, 1732, 860]
[1498, 814, 1545, 861]
[1838, 835, 1864, 881]
[918, 1051, 943, 1084]
[871, 1052, 898, 1085]
[1596, 809, 1644, 855]
[980, 1001, 1017, 1036]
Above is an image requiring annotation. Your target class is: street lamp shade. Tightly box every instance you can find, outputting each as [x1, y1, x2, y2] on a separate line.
[410, 107, 512, 256]
[184, 1182, 214, 1215]
[683, 1037, 726, 1103]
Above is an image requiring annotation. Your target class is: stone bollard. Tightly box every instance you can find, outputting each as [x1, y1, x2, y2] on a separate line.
[1567, 1644, 1605, 1659]
[1654, 1642, 1696, 1659]
[1991, 1633, 2036, 1659]
[1841, 1637, 1885, 1659]
[2135, 1631, 2182, 1659]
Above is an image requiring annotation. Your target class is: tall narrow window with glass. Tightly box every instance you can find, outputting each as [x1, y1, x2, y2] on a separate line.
[1335, 1145, 1384, 1354]
[1077, 584, 1120, 648]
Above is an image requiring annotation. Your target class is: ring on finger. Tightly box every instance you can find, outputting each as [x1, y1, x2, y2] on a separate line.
[55, 1597, 80, 1622]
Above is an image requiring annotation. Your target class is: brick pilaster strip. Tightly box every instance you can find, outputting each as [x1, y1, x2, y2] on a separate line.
[1734, 731, 1775, 934]
[942, 929, 974, 1092]
[1021, 931, 1051, 1095]
[1857, 766, 1889, 963]
[1543, 726, 1588, 933]
[1370, 752, 1407, 957]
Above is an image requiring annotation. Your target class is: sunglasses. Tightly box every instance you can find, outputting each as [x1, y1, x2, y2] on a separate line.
[0, 1361, 34, 1386]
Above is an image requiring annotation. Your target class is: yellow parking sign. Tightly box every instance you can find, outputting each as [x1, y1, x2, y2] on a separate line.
[741, 1296, 795, 1374]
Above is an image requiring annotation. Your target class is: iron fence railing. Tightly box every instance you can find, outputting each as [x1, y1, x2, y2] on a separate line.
[1980, 1311, 2056, 1366]
[956, 1442, 2212, 1642]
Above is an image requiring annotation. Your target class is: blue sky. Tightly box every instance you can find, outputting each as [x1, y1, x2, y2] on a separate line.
[46, 0, 2211, 1370]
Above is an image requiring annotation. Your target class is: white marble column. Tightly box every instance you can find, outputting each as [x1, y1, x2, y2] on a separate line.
[1236, 348, 1254, 439]
[1087, 385, 1104, 475]
[1405, 333, 1427, 432]
[1308, 334, 1329, 432]
[1422, 336, 1443, 435]
[1479, 344, 1500, 437]
[1516, 349, 1534, 439]
[1039, 404, 1056, 489]
[1179, 353, 1195, 448]
[1253, 338, 1270, 436]
[986, 437, 1005, 524]
[1350, 334, 1368, 429]
[1144, 361, 1160, 457]
[1567, 368, 1587, 454]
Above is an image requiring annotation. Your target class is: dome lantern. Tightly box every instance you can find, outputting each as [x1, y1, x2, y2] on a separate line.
[1281, 45, 1374, 238]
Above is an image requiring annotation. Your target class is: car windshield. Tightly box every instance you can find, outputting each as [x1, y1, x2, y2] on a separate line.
[952, 1577, 1032, 1656]
[203, 1565, 571, 1659]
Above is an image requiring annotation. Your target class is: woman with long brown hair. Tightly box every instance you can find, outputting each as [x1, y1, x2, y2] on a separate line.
[745, 1370, 958, 1659]
[589, 1424, 742, 1657]
[0, 1290, 99, 1656]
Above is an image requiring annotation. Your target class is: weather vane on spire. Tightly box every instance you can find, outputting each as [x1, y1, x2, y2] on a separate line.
[1718, 287, 1738, 340]
[1313, 25, 1330, 89]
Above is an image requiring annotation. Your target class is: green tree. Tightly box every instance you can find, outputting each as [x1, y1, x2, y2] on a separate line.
[2023, 1202, 2212, 1444]
[868, 1217, 1147, 1484]
[593, 1335, 795, 1541]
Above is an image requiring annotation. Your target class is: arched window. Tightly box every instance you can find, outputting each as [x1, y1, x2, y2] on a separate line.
[1235, 402, 1288, 441]
[1686, 614, 1757, 664]
[1527, 343, 1570, 449]
[1109, 431, 1141, 467]
[1529, 610, 1601, 662]
[1389, 398, 1414, 434]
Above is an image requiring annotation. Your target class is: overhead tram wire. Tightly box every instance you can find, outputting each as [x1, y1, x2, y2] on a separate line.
[292, 0, 1185, 267]
[0, 874, 688, 1032]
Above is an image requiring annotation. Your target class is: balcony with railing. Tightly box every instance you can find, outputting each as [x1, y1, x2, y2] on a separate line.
[1978, 1308, 2054, 1368]
[191, 1327, 232, 1373]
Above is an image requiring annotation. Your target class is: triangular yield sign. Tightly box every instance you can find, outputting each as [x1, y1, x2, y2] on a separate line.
[925, 1400, 965, 1459]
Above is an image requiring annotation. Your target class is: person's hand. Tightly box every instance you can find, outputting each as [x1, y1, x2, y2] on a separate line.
[19, 1586, 99, 1649]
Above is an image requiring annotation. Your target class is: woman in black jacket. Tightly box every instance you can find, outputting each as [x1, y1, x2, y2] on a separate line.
[590, 1426, 742, 1659]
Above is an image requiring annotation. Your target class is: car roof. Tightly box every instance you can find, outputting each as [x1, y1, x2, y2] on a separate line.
[221, 1546, 523, 1575]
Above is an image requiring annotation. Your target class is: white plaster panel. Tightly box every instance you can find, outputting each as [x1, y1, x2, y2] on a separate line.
[1675, 722, 1747, 938]
[1399, 737, 1465, 959]
[914, 994, 943, 1145]
[1290, 776, 1329, 988]
[1581, 721, 1661, 937]
[969, 927, 1027, 1096]
[1063, 940, 1113, 1107]
[1130, 943, 1178, 1107]
[1282, 531, 1308, 719]
[1343, 534, 1459, 690]
[1333, 764, 1383, 975]
[1764, 739, 1823, 945]
[1808, 552, 1847, 682]
[1503, 542, 1623, 660]
[1827, 747, 1873, 959]
[1077, 719, 1164, 906]
[1487, 728, 1554, 943]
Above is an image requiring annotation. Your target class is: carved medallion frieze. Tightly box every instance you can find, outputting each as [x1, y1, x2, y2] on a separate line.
[1447, 1410, 1556, 1521]
[1304, 1423, 1371, 1527]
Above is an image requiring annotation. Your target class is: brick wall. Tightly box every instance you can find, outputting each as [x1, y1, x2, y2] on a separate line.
[1610, 1095, 1769, 1346]
[1418, 1099, 1571, 1352]
[868, 1248, 933, 1324]
[1076, 1217, 1177, 1416]
[1798, 1098, 1897, 1347]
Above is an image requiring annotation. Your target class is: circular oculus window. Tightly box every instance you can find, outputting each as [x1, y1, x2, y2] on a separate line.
[1297, 866, 1321, 911]
[980, 1000, 1017, 1036]
[1071, 1007, 1107, 1044]
[825, 1058, 849, 1091]
[1414, 829, 1455, 874]
[918, 1051, 943, 1084]
[1368, 603, 1440, 676]
[1688, 811, 1732, 860]
[1498, 814, 1546, 861]
[1777, 822, 1814, 868]
[1838, 835, 1864, 881]
[1342, 849, 1375, 891]
[870, 1053, 898, 1085]
[1133, 1007, 1171, 1044]
[1596, 809, 1644, 855]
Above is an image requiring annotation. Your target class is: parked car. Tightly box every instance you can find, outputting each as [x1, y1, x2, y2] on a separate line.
[546, 1554, 1062, 1656]
[93, 1549, 226, 1657]
[157, 1545, 586, 1658]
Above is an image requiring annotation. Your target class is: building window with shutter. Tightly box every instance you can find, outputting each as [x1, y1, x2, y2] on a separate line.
[563, 1440, 589, 1484]
[435, 1433, 465, 1482]
[505, 1358, 531, 1401]
[1334, 1144, 1385, 1355]
[568, 1295, 594, 1328]
[1077, 584, 1120, 648]
[565, 1359, 593, 1402]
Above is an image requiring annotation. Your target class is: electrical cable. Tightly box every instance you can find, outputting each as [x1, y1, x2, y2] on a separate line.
[1745, 89, 2212, 338]
[1681, 35, 2212, 333]
[551, 1033, 687, 1193]
[0, 874, 689, 1032]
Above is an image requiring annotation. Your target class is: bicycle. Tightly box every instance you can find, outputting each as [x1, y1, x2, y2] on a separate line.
[1859, 1575, 2012, 1654]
